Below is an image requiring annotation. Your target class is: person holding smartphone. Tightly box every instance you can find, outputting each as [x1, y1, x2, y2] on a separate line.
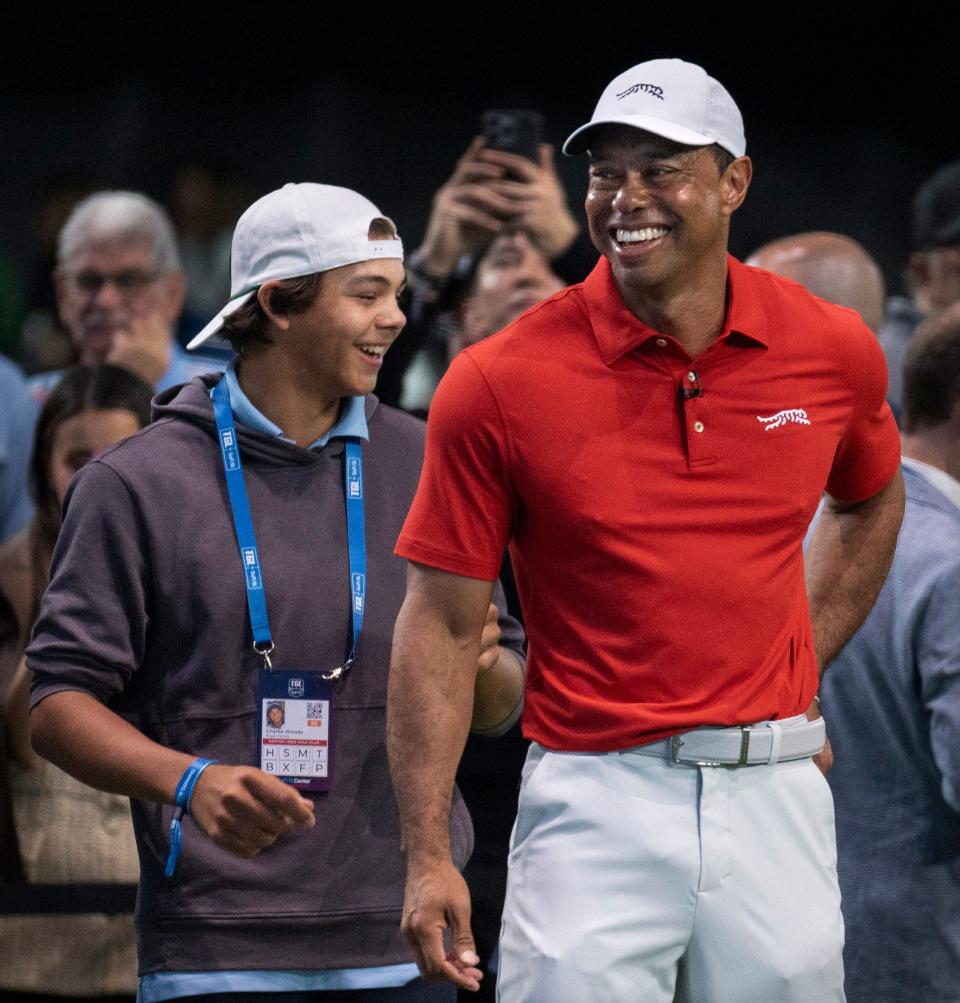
[377, 119, 585, 410]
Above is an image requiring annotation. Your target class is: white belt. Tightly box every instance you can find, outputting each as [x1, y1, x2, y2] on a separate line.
[625, 715, 825, 767]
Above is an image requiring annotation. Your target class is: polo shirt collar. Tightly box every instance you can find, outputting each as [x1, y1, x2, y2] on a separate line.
[219, 360, 369, 448]
[582, 254, 770, 365]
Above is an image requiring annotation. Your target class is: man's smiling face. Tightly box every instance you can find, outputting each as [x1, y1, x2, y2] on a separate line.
[585, 126, 749, 297]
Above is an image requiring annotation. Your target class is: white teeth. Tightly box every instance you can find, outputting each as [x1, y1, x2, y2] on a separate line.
[617, 226, 669, 243]
[359, 345, 385, 357]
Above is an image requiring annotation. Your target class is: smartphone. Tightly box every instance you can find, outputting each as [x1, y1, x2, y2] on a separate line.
[481, 109, 544, 163]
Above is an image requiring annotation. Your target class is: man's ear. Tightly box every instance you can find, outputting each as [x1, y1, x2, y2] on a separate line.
[721, 155, 753, 216]
[257, 281, 291, 332]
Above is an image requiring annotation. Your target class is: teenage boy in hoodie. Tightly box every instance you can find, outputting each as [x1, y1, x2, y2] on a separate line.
[27, 183, 524, 1002]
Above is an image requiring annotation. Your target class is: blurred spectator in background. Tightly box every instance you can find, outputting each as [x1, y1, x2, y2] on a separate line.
[448, 229, 566, 358]
[0, 356, 36, 543]
[747, 231, 886, 334]
[0, 364, 152, 1002]
[378, 136, 584, 411]
[28, 191, 226, 402]
[400, 229, 566, 413]
[880, 160, 960, 419]
[749, 231, 890, 776]
[414, 137, 580, 279]
[167, 161, 245, 347]
[820, 310, 960, 1001]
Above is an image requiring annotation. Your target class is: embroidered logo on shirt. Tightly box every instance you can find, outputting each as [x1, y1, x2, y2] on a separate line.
[757, 409, 811, 430]
[616, 82, 664, 101]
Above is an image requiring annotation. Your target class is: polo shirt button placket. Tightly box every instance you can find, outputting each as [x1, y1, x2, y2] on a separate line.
[681, 369, 716, 467]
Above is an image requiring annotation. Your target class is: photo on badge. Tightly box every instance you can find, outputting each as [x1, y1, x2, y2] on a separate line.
[266, 701, 285, 730]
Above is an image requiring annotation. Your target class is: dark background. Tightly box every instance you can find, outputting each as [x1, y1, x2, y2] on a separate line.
[1, 1, 955, 299]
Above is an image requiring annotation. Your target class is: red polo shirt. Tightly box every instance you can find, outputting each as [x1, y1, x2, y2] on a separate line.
[396, 256, 901, 751]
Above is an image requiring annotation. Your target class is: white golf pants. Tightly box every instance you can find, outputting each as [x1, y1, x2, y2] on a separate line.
[497, 739, 845, 1002]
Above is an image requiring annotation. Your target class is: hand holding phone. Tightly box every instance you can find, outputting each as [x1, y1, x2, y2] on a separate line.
[416, 113, 578, 280]
[417, 137, 522, 279]
[478, 111, 579, 259]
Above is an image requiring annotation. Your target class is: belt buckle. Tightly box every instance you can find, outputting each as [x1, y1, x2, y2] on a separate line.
[736, 725, 752, 766]
[669, 726, 752, 767]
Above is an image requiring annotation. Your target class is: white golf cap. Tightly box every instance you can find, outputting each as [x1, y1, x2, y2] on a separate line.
[188, 182, 403, 350]
[563, 58, 746, 158]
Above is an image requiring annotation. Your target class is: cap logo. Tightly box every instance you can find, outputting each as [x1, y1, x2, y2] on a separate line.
[616, 82, 664, 101]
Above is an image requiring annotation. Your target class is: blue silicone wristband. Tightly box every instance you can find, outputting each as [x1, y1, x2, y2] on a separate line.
[164, 758, 218, 878]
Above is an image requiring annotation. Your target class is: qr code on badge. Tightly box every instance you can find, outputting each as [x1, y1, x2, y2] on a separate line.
[307, 702, 325, 717]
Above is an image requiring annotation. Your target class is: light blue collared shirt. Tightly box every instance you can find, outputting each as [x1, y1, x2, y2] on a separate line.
[141, 365, 412, 1001]
[219, 359, 368, 446]
[822, 462, 960, 996]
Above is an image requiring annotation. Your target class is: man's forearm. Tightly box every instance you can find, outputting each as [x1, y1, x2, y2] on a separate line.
[387, 566, 496, 989]
[387, 592, 484, 864]
[805, 468, 905, 673]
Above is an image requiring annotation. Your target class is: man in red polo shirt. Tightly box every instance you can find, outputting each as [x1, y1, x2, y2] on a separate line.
[388, 59, 904, 1001]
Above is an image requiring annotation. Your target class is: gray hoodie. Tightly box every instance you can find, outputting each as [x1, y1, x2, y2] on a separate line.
[28, 377, 520, 974]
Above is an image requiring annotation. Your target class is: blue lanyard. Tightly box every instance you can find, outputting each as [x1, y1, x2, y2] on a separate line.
[211, 377, 366, 673]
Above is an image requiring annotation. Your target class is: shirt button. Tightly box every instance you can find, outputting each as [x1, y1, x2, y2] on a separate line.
[687, 370, 698, 382]
[656, 338, 667, 347]
[694, 421, 705, 433]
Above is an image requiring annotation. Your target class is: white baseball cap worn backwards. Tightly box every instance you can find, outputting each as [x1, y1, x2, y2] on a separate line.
[188, 182, 404, 350]
[563, 58, 746, 159]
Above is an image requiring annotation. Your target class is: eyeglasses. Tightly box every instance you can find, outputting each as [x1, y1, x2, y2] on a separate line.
[63, 269, 162, 298]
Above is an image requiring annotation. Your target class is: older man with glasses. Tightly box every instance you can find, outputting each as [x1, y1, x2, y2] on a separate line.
[29, 190, 225, 399]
